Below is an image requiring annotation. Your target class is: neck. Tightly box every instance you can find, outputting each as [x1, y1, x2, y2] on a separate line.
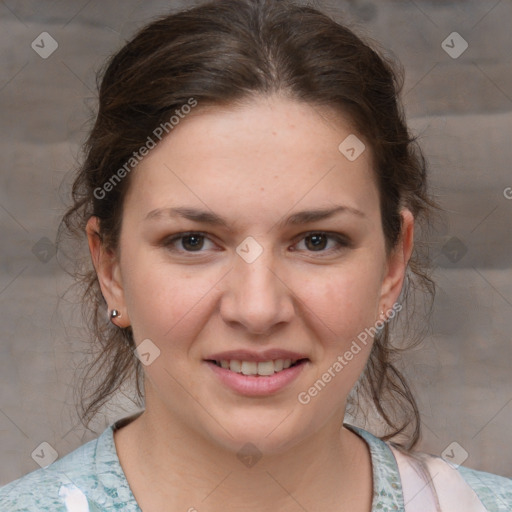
[114, 407, 373, 512]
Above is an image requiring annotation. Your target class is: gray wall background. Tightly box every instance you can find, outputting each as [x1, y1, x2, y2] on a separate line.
[1, 0, 511, 485]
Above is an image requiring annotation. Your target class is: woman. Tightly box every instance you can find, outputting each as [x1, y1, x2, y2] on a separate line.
[1, 0, 510, 510]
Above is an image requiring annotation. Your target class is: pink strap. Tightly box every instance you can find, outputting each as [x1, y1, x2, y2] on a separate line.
[389, 446, 488, 512]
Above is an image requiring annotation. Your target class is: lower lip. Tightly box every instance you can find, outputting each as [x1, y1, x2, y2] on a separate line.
[205, 360, 308, 396]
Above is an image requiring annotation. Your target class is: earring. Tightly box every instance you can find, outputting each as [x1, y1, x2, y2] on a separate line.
[110, 309, 121, 321]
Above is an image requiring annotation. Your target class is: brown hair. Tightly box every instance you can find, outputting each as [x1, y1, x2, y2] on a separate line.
[57, 0, 438, 449]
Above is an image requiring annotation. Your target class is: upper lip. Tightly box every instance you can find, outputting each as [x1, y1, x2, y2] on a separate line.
[205, 349, 309, 363]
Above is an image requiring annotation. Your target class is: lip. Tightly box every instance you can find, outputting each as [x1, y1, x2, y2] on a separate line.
[205, 359, 309, 396]
[205, 349, 309, 363]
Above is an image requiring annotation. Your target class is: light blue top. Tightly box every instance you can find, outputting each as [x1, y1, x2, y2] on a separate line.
[1, 414, 511, 511]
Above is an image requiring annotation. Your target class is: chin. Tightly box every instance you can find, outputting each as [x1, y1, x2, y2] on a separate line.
[201, 414, 311, 458]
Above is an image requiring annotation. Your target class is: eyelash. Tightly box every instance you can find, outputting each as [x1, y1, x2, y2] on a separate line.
[161, 231, 351, 257]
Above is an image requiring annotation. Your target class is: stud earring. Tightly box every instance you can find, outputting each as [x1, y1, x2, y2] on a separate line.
[110, 309, 121, 321]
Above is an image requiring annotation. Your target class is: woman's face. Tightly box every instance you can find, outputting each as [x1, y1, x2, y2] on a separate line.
[88, 95, 412, 454]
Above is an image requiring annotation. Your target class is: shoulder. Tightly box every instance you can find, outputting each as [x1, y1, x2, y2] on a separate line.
[0, 426, 120, 511]
[346, 424, 512, 511]
[457, 464, 512, 511]
[393, 445, 512, 512]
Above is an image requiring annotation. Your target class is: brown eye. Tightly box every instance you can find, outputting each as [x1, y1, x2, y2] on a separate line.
[163, 232, 215, 253]
[304, 233, 328, 251]
[181, 234, 205, 251]
[294, 232, 351, 255]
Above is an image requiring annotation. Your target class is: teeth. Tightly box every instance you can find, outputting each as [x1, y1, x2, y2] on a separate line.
[241, 361, 257, 375]
[230, 360, 242, 373]
[256, 361, 274, 376]
[215, 359, 301, 376]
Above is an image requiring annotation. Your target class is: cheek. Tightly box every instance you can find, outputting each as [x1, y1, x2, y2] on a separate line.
[299, 269, 381, 404]
[301, 262, 382, 339]
[122, 252, 213, 344]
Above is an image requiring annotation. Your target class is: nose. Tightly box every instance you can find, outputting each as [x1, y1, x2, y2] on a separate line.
[219, 246, 295, 335]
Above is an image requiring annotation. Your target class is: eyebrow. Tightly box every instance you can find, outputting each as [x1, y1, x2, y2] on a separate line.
[144, 205, 365, 228]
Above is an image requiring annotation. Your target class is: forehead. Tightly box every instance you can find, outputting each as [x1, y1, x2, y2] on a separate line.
[124, 95, 378, 224]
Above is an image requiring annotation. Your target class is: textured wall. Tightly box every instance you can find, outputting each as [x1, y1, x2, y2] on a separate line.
[1, 0, 511, 485]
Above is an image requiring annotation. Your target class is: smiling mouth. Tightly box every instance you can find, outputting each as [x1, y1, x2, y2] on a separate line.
[206, 358, 308, 376]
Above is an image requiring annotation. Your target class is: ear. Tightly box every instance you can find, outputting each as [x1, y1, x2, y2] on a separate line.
[378, 208, 414, 317]
[85, 216, 130, 328]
